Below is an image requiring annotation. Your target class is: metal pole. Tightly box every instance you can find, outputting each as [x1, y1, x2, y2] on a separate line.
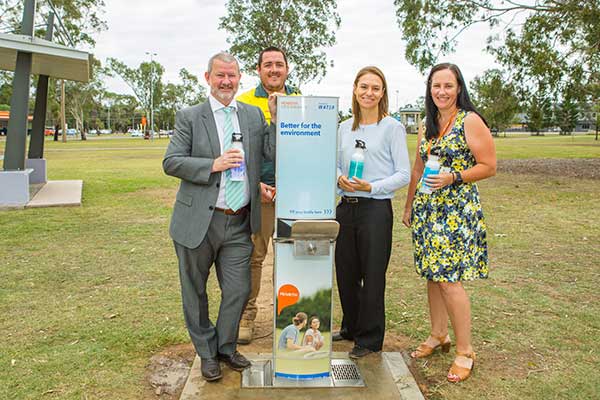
[28, 12, 55, 159]
[2, 0, 36, 171]
[146, 51, 157, 139]
[61, 80, 66, 143]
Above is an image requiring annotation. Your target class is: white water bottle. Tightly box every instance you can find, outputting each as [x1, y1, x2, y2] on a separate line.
[348, 139, 366, 181]
[419, 154, 440, 194]
[230, 133, 245, 181]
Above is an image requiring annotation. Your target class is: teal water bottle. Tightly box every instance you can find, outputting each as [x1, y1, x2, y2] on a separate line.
[348, 139, 366, 181]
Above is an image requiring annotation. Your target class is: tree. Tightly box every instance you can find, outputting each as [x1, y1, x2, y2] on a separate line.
[101, 93, 138, 132]
[0, 72, 12, 106]
[63, 58, 107, 139]
[0, 0, 107, 46]
[219, 0, 341, 87]
[470, 69, 520, 134]
[107, 58, 165, 129]
[525, 92, 554, 136]
[159, 68, 207, 130]
[394, 1, 600, 101]
[555, 90, 580, 136]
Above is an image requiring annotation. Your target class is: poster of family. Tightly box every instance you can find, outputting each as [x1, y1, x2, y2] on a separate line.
[273, 243, 333, 379]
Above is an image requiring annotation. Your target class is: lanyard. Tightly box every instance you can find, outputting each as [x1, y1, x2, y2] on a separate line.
[427, 108, 458, 157]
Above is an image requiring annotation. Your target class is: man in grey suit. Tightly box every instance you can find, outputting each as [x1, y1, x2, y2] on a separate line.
[163, 52, 277, 382]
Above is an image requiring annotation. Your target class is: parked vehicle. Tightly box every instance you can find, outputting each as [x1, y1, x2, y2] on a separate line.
[59, 128, 78, 136]
[130, 130, 143, 137]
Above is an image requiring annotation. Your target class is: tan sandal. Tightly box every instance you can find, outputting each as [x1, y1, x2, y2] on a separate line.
[447, 351, 476, 383]
[411, 335, 451, 358]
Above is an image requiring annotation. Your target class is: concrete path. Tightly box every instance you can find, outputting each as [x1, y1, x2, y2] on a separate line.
[180, 352, 424, 400]
[26, 180, 83, 208]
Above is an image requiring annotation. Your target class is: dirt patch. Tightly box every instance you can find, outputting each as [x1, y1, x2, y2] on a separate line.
[497, 158, 600, 179]
[144, 343, 196, 399]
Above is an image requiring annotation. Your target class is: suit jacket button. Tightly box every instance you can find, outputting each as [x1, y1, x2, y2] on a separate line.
[209, 205, 214, 210]
[216, 182, 220, 188]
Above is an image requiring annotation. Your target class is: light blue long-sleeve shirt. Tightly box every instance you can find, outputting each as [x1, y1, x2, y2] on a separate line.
[337, 116, 410, 199]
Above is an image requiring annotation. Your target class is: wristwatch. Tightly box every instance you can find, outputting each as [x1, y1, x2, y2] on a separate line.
[454, 172, 463, 184]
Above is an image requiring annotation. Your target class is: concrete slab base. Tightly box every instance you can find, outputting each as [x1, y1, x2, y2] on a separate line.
[26, 158, 47, 184]
[26, 180, 83, 208]
[180, 352, 424, 400]
[0, 169, 33, 208]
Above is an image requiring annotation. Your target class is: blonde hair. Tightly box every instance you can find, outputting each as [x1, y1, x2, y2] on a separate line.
[351, 66, 389, 131]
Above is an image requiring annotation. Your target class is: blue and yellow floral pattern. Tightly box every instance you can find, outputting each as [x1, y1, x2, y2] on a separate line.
[411, 110, 488, 282]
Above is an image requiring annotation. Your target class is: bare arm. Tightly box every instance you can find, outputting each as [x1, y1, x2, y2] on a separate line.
[402, 126, 425, 228]
[421, 113, 496, 191]
[286, 338, 305, 350]
[462, 113, 496, 181]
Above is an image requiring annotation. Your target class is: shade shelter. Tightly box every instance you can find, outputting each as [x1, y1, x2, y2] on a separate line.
[0, 0, 90, 207]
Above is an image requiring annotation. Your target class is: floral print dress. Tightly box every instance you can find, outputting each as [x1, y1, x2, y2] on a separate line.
[411, 110, 488, 282]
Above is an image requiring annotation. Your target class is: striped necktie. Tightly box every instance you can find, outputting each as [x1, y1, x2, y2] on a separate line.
[223, 106, 244, 211]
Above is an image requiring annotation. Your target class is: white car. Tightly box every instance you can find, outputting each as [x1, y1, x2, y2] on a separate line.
[59, 128, 78, 135]
[130, 130, 144, 137]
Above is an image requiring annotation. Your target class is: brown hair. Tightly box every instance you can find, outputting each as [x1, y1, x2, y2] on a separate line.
[292, 312, 308, 326]
[351, 66, 389, 131]
[257, 46, 288, 68]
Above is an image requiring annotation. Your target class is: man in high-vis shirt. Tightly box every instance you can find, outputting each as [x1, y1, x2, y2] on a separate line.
[236, 46, 299, 344]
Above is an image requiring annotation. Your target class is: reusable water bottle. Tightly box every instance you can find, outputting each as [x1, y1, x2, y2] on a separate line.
[419, 152, 440, 194]
[348, 139, 366, 181]
[230, 133, 245, 181]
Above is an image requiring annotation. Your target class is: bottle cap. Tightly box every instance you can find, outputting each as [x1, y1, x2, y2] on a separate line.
[355, 139, 366, 149]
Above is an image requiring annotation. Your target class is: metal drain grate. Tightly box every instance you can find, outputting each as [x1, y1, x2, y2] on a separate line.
[331, 359, 365, 387]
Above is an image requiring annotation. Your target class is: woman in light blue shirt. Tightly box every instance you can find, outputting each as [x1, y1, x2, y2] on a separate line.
[333, 66, 410, 359]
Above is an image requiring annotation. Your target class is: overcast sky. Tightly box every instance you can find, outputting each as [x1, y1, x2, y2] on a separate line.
[92, 0, 500, 112]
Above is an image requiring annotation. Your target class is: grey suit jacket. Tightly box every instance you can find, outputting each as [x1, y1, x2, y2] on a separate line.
[163, 100, 275, 249]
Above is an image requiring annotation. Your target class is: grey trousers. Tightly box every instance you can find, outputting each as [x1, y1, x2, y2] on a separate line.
[174, 211, 253, 358]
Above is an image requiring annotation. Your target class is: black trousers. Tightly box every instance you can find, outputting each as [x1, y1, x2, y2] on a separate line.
[335, 197, 393, 351]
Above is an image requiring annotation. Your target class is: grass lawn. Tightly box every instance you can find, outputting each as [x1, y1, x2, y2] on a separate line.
[1, 135, 599, 399]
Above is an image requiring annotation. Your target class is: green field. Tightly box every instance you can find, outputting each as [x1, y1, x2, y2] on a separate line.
[1, 135, 599, 399]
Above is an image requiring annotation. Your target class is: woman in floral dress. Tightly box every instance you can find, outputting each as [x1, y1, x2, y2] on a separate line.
[402, 63, 496, 383]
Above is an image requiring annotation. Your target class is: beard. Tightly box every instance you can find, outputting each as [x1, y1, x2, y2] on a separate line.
[212, 85, 236, 104]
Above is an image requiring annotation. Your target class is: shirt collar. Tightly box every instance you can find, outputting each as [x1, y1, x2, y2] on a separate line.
[209, 94, 238, 112]
[254, 83, 297, 98]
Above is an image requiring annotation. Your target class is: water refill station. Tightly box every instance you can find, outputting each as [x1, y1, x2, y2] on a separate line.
[242, 96, 365, 388]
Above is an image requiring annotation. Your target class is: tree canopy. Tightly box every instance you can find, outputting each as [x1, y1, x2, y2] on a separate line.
[394, 0, 599, 102]
[107, 58, 165, 122]
[0, 0, 107, 46]
[219, 0, 341, 87]
[470, 69, 520, 133]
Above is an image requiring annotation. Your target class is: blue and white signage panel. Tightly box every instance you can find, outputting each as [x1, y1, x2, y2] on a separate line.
[275, 96, 338, 220]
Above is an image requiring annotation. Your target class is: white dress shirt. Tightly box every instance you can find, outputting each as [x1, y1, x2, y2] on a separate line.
[209, 95, 250, 209]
